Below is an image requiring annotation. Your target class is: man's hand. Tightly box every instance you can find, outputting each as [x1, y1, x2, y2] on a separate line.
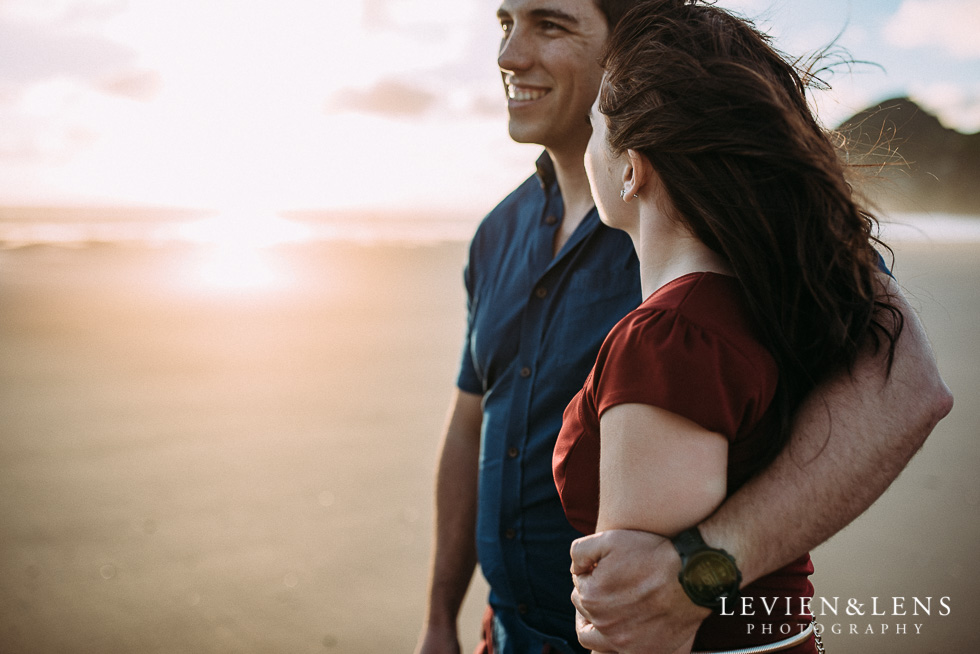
[570, 530, 709, 654]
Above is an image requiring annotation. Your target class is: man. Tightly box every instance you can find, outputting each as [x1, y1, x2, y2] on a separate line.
[415, 1, 953, 653]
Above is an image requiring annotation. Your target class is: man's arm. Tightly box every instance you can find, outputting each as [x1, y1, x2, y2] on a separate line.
[701, 276, 953, 581]
[415, 389, 484, 654]
[571, 277, 953, 653]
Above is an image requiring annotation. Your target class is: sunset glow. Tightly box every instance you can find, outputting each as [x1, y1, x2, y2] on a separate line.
[194, 245, 283, 291]
[174, 209, 311, 291]
[1, 0, 976, 213]
[0, 3, 973, 653]
[176, 210, 313, 249]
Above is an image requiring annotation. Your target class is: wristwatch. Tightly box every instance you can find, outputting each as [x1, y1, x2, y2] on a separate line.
[671, 527, 741, 610]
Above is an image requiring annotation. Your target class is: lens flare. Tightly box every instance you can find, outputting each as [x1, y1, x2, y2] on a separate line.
[176, 209, 312, 292]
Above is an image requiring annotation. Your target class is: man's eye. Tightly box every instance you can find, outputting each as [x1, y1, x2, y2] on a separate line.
[500, 21, 512, 34]
[541, 20, 564, 32]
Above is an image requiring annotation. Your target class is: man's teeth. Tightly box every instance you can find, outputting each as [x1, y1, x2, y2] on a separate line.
[508, 86, 548, 101]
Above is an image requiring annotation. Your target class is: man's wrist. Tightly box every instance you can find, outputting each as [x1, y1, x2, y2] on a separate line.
[697, 517, 755, 588]
[424, 609, 459, 631]
[671, 527, 742, 609]
[423, 592, 464, 630]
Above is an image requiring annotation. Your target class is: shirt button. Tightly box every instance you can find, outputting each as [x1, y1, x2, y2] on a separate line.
[507, 447, 519, 458]
[518, 603, 529, 615]
[534, 286, 547, 299]
[544, 214, 558, 225]
[505, 528, 516, 539]
[519, 366, 531, 378]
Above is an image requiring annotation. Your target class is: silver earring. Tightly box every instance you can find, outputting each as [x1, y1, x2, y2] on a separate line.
[620, 189, 627, 199]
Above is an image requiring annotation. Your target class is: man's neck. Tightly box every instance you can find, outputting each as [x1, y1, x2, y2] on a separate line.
[547, 146, 595, 257]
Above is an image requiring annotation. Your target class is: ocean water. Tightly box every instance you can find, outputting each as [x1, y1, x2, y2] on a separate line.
[1, 206, 980, 249]
[0, 207, 482, 249]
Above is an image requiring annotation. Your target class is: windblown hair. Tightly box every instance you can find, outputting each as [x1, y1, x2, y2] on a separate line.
[599, 0, 903, 472]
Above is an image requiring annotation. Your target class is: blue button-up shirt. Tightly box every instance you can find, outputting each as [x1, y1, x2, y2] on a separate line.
[457, 153, 642, 652]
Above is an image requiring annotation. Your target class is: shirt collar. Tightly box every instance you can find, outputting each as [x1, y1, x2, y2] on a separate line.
[533, 149, 605, 260]
[534, 151, 556, 190]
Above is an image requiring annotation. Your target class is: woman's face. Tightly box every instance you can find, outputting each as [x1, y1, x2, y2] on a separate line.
[584, 93, 631, 231]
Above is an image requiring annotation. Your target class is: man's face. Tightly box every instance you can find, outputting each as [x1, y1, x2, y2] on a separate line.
[496, 0, 608, 157]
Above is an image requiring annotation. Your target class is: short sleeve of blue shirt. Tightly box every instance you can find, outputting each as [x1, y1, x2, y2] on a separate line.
[457, 249, 483, 395]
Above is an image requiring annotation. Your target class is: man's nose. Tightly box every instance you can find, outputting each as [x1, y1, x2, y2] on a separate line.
[498, 27, 533, 73]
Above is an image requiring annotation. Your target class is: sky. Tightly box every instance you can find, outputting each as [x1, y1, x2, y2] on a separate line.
[0, 0, 978, 214]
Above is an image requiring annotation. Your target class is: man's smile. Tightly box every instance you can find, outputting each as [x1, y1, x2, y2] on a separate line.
[505, 75, 551, 102]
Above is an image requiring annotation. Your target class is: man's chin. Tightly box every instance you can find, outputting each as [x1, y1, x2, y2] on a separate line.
[507, 121, 546, 147]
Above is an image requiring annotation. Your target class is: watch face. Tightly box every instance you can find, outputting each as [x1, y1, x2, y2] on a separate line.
[682, 550, 740, 606]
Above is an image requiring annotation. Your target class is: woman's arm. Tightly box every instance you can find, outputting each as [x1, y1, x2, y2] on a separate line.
[596, 403, 728, 538]
[588, 403, 728, 654]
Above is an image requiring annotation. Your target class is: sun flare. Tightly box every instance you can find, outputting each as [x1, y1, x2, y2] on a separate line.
[194, 245, 281, 291]
[177, 210, 313, 248]
[177, 209, 312, 292]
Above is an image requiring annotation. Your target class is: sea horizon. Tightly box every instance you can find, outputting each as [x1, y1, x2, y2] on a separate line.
[2, 205, 980, 249]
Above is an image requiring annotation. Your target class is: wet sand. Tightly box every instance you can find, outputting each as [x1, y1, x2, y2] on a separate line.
[0, 239, 975, 653]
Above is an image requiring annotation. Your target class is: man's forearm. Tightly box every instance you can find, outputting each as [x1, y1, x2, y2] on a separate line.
[422, 390, 484, 629]
[701, 278, 953, 584]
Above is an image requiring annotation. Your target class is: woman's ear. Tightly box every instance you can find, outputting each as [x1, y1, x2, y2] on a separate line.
[623, 149, 654, 202]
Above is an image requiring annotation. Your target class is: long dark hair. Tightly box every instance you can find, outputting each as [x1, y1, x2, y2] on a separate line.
[599, 0, 903, 471]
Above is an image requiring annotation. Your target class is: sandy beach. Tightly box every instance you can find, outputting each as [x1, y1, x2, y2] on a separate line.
[0, 237, 976, 653]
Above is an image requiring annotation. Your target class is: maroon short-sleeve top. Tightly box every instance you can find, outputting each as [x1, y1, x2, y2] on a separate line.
[553, 272, 815, 651]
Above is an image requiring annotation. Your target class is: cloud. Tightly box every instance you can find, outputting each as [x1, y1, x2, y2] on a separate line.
[362, 0, 476, 31]
[61, 0, 128, 24]
[468, 92, 505, 118]
[96, 69, 161, 101]
[884, 0, 980, 59]
[0, 114, 97, 162]
[326, 79, 437, 117]
[0, 77, 91, 162]
[0, 0, 126, 24]
[0, 19, 136, 84]
[909, 81, 980, 132]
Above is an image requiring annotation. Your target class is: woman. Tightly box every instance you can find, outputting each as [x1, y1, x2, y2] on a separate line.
[552, 1, 903, 652]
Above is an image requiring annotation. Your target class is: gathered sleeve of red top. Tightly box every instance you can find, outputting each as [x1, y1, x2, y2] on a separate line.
[554, 272, 779, 536]
[594, 304, 775, 438]
[555, 274, 816, 653]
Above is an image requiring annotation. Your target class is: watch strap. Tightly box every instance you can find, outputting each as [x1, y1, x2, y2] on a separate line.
[672, 526, 708, 562]
[671, 527, 742, 609]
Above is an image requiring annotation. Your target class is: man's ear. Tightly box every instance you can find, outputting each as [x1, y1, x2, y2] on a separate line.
[623, 149, 654, 201]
